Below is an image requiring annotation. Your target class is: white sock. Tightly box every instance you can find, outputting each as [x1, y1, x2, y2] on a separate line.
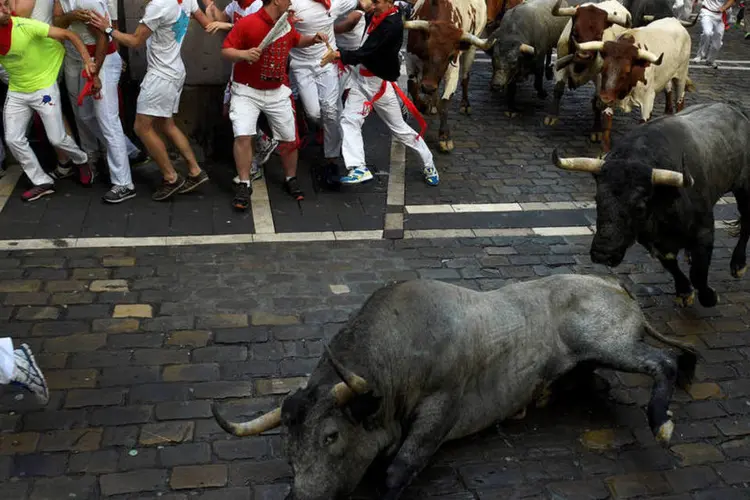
[285, 176, 293, 181]
[240, 180, 251, 186]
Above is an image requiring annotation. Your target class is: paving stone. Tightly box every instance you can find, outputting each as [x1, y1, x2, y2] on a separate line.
[170, 464, 228, 490]
[43, 334, 107, 353]
[688, 382, 725, 400]
[663, 465, 720, 494]
[721, 437, 750, 459]
[0, 432, 39, 454]
[64, 304, 111, 319]
[116, 446, 158, 471]
[192, 345, 248, 363]
[155, 401, 213, 420]
[213, 438, 267, 460]
[255, 377, 308, 396]
[22, 409, 86, 432]
[67, 449, 119, 474]
[251, 312, 300, 325]
[166, 330, 212, 347]
[15, 306, 60, 321]
[604, 472, 671, 498]
[46, 369, 98, 390]
[37, 428, 102, 452]
[103, 257, 136, 267]
[132, 348, 191, 365]
[99, 366, 160, 386]
[228, 459, 292, 485]
[4, 292, 49, 305]
[31, 321, 89, 337]
[139, 421, 194, 446]
[670, 443, 725, 466]
[99, 469, 167, 496]
[0, 280, 42, 292]
[49, 292, 95, 305]
[545, 480, 609, 499]
[163, 363, 220, 382]
[72, 268, 111, 280]
[65, 388, 126, 408]
[89, 279, 128, 292]
[90, 406, 153, 426]
[30, 476, 97, 499]
[191, 381, 254, 399]
[714, 461, 750, 485]
[158, 442, 212, 467]
[113, 304, 153, 318]
[196, 314, 249, 328]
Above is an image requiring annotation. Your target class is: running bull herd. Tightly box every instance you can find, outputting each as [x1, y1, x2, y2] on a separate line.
[211, 0, 750, 498]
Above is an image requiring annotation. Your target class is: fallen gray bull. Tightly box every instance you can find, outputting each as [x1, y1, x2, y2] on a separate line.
[213, 274, 696, 500]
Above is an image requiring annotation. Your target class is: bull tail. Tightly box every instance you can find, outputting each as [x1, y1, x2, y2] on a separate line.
[643, 323, 697, 389]
[685, 78, 696, 92]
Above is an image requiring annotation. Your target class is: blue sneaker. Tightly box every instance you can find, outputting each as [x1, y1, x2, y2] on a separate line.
[423, 164, 439, 186]
[11, 343, 49, 404]
[340, 166, 373, 184]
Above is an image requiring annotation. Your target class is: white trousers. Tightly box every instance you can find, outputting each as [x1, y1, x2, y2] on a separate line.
[0, 337, 12, 384]
[696, 10, 724, 62]
[341, 72, 433, 169]
[4, 83, 88, 186]
[63, 53, 132, 187]
[290, 63, 341, 158]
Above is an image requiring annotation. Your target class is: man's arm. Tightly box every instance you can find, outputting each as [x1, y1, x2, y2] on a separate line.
[206, 21, 232, 33]
[47, 25, 97, 75]
[205, 0, 230, 22]
[297, 31, 327, 48]
[52, 0, 91, 28]
[87, 10, 153, 48]
[191, 5, 211, 29]
[720, 0, 735, 11]
[334, 10, 362, 34]
[221, 47, 260, 63]
[87, 24, 107, 74]
[325, 17, 396, 66]
[12, 0, 36, 18]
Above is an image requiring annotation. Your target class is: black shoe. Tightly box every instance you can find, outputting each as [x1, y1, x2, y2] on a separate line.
[129, 151, 151, 167]
[178, 170, 209, 194]
[285, 176, 304, 201]
[152, 175, 186, 201]
[103, 185, 136, 203]
[232, 182, 252, 211]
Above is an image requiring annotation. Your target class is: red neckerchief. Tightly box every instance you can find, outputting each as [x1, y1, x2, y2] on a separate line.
[238, 0, 254, 8]
[367, 7, 397, 33]
[77, 69, 101, 105]
[0, 19, 12, 56]
[314, 0, 331, 10]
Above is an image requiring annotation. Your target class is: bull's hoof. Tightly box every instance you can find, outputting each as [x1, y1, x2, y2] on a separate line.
[537, 90, 548, 99]
[731, 263, 747, 279]
[439, 140, 454, 153]
[674, 290, 696, 307]
[509, 407, 527, 420]
[543, 116, 558, 126]
[546, 66, 554, 80]
[460, 104, 471, 114]
[428, 106, 438, 115]
[590, 132, 603, 143]
[655, 419, 675, 446]
[534, 386, 553, 409]
[505, 111, 520, 118]
[698, 287, 719, 308]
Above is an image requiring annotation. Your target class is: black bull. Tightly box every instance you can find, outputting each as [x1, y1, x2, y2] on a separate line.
[552, 102, 750, 308]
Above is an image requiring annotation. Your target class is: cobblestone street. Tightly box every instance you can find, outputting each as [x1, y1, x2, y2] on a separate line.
[0, 20, 749, 500]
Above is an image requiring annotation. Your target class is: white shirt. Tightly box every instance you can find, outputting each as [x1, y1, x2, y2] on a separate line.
[289, 0, 357, 68]
[701, 0, 724, 12]
[107, 0, 117, 21]
[59, 0, 109, 60]
[334, 9, 364, 51]
[141, 0, 199, 81]
[224, 0, 262, 23]
[31, 0, 54, 24]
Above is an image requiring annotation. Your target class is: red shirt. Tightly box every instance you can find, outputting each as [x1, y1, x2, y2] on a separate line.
[222, 8, 301, 90]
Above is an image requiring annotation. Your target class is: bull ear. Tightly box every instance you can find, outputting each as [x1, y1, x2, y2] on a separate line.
[346, 392, 383, 425]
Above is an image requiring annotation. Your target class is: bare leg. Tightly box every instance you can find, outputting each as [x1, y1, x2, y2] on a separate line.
[134, 114, 178, 182]
[159, 118, 202, 177]
[233, 136, 254, 182]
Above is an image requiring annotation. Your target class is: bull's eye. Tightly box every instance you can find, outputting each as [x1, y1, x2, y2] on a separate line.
[323, 431, 339, 446]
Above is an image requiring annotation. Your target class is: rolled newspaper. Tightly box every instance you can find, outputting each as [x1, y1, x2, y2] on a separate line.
[258, 11, 292, 51]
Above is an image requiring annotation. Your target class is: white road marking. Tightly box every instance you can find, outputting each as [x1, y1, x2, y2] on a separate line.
[0, 165, 22, 214]
[251, 173, 276, 234]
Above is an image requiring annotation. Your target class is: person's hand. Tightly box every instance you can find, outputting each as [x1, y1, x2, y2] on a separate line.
[87, 10, 110, 32]
[320, 48, 339, 66]
[121, 59, 127, 73]
[92, 75, 102, 97]
[206, 21, 231, 33]
[312, 32, 328, 44]
[244, 47, 262, 63]
[288, 9, 303, 23]
[71, 9, 92, 22]
[84, 60, 98, 80]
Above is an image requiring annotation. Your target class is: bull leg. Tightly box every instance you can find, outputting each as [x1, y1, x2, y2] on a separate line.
[590, 96, 603, 143]
[601, 110, 613, 153]
[407, 78, 427, 114]
[545, 50, 554, 80]
[658, 256, 695, 307]
[504, 80, 519, 118]
[534, 64, 548, 99]
[543, 80, 565, 126]
[730, 189, 750, 278]
[383, 394, 457, 500]
[438, 98, 453, 153]
[664, 90, 674, 114]
[590, 342, 683, 446]
[688, 226, 719, 307]
[459, 47, 476, 115]
[676, 78, 687, 112]
[460, 74, 471, 114]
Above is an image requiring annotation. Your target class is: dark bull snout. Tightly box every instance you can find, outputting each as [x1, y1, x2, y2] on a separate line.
[421, 81, 438, 94]
[590, 245, 626, 267]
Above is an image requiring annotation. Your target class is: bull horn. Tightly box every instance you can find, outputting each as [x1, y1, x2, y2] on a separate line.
[637, 49, 663, 65]
[212, 403, 282, 437]
[681, 15, 699, 27]
[552, 149, 604, 173]
[651, 169, 694, 187]
[460, 32, 496, 50]
[519, 43, 535, 55]
[642, 14, 655, 21]
[575, 40, 605, 52]
[403, 20, 430, 31]
[325, 344, 369, 395]
[607, 12, 632, 28]
[555, 53, 575, 70]
[551, 0, 577, 16]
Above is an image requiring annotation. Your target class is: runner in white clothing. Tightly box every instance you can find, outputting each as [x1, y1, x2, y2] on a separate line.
[53, 0, 138, 203]
[333, 8, 365, 101]
[694, 0, 735, 68]
[88, 0, 212, 201]
[289, 0, 364, 172]
[204, 0, 279, 183]
[0, 337, 49, 405]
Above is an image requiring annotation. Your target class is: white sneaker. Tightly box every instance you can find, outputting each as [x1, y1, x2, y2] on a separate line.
[11, 344, 49, 404]
[255, 134, 279, 166]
